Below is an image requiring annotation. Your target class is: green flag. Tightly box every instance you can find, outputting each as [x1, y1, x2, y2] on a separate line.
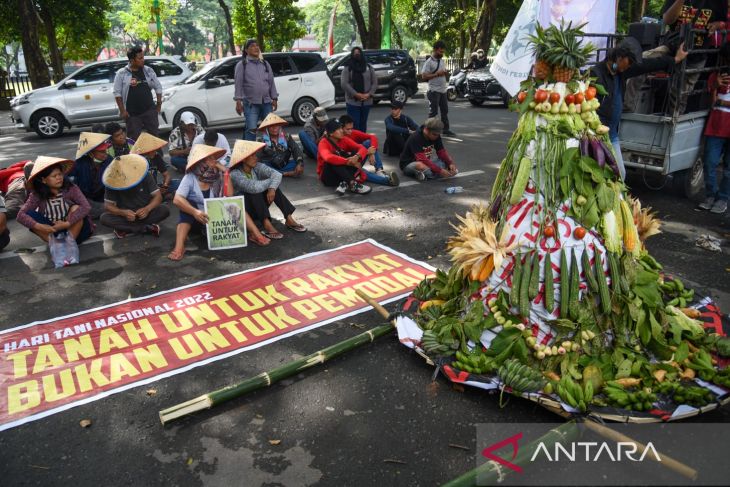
[381, 0, 392, 48]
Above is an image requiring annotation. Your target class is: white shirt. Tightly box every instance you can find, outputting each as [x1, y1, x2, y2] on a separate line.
[192, 133, 232, 166]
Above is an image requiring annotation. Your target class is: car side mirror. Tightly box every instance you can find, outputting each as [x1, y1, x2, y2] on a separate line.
[205, 78, 221, 88]
[63, 79, 77, 89]
[337, 66, 344, 72]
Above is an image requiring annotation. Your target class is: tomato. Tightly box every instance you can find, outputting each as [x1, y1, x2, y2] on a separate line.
[534, 89, 548, 103]
[517, 91, 527, 103]
[565, 94, 575, 105]
[585, 86, 597, 100]
[549, 92, 561, 104]
[544, 226, 555, 238]
[574, 92, 585, 104]
[574, 227, 586, 239]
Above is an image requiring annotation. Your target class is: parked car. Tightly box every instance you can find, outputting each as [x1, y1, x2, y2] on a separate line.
[158, 52, 335, 130]
[10, 56, 192, 138]
[326, 49, 418, 104]
[466, 67, 510, 107]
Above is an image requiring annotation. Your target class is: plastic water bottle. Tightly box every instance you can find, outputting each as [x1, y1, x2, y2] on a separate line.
[444, 186, 463, 194]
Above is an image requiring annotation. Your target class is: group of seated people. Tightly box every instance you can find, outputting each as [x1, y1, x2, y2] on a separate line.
[0, 102, 458, 262]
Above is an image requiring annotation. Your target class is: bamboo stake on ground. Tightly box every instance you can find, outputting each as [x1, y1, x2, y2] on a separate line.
[159, 291, 396, 425]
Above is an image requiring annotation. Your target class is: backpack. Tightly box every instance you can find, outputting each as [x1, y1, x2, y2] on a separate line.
[239, 55, 270, 77]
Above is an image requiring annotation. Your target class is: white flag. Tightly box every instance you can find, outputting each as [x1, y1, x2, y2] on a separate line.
[539, 0, 617, 59]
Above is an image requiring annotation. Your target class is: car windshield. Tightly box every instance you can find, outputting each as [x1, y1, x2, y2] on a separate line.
[325, 54, 346, 71]
[183, 59, 225, 84]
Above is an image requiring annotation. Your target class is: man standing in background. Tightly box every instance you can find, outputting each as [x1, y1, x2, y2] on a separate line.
[113, 46, 163, 140]
[421, 40, 456, 137]
[234, 39, 279, 141]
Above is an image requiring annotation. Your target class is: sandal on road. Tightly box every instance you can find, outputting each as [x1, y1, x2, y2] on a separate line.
[249, 233, 271, 246]
[286, 223, 307, 233]
[262, 230, 284, 240]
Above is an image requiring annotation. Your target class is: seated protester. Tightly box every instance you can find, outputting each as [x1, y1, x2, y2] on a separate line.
[399, 117, 458, 181]
[100, 154, 170, 239]
[0, 194, 8, 251]
[384, 100, 418, 157]
[339, 114, 399, 187]
[316, 119, 372, 195]
[131, 132, 175, 195]
[229, 140, 306, 239]
[299, 106, 329, 159]
[257, 113, 304, 177]
[170, 144, 269, 260]
[105, 122, 136, 158]
[0, 160, 31, 219]
[17, 156, 93, 245]
[193, 129, 231, 167]
[69, 131, 113, 219]
[168, 111, 204, 172]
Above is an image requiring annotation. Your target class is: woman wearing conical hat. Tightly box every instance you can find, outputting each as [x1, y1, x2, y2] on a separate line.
[256, 113, 304, 178]
[17, 156, 93, 248]
[131, 132, 175, 195]
[229, 140, 306, 239]
[69, 131, 113, 219]
[169, 144, 270, 261]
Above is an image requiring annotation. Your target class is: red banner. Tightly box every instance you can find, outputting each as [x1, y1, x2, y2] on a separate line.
[0, 240, 433, 431]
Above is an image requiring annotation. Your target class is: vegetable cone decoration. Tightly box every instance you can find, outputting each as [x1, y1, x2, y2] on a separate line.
[407, 22, 730, 420]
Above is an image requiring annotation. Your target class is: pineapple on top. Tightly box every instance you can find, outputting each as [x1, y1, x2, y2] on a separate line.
[528, 21, 594, 83]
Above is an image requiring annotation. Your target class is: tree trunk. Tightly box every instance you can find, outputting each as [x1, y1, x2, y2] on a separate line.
[38, 6, 65, 82]
[17, 0, 50, 88]
[630, 0, 646, 23]
[349, 0, 369, 47]
[253, 0, 264, 49]
[474, 0, 496, 54]
[217, 0, 236, 55]
[367, 0, 381, 49]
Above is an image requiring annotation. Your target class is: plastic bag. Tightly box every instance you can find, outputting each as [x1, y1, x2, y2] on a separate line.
[48, 231, 79, 268]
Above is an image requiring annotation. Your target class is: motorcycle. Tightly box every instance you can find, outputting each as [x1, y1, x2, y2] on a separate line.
[447, 68, 468, 101]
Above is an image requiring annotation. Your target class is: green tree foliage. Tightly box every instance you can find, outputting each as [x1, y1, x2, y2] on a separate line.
[305, 0, 359, 54]
[117, 0, 178, 53]
[232, 0, 306, 52]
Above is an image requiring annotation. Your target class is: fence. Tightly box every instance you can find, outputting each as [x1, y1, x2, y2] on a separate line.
[0, 75, 35, 104]
[415, 56, 496, 75]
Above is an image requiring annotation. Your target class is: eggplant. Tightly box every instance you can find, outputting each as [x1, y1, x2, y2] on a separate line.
[599, 139, 621, 177]
[590, 138, 605, 168]
[490, 194, 503, 221]
[579, 137, 590, 157]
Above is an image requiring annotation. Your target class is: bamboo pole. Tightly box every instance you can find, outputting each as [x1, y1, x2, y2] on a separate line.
[159, 291, 395, 425]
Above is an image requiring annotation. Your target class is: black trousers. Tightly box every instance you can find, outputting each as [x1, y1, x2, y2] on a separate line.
[384, 132, 408, 157]
[320, 164, 358, 187]
[427, 90, 449, 130]
[244, 188, 295, 222]
[100, 205, 170, 233]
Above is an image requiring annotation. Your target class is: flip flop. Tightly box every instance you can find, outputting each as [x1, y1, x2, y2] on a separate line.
[286, 223, 307, 233]
[262, 231, 284, 240]
[249, 233, 271, 246]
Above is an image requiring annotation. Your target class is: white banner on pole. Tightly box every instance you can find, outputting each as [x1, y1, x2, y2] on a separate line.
[539, 0, 617, 57]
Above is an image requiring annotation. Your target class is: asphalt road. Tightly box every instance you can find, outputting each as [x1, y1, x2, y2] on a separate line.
[1, 99, 729, 487]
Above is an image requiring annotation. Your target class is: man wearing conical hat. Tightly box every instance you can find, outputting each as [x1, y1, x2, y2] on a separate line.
[256, 113, 304, 178]
[100, 154, 170, 239]
[68, 131, 113, 219]
[131, 132, 175, 195]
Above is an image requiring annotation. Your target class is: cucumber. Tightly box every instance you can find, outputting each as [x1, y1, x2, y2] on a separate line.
[510, 254, 523, 308]
[568, 250, 580, 319]
[594, 249, 611, 314]
[509, 157, 532, 204]
[519, 251, 532, 318]
[607, 252, 621, 295]
[528, 251, 540, 300]
[544, 251, 554, 313]
[581, 248, 599, 293]
[560, 248, 570, 319]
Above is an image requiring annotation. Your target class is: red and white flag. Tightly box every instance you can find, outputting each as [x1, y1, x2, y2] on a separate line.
[327, 0, 339, 56]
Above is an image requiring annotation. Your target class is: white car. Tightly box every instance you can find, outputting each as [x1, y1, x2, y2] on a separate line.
[158, 52, 335, 130]
[10, 56, 192, 138]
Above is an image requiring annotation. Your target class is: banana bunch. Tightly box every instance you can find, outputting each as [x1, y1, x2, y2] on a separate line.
[660, 277, 694, 307]
[453, 350, 496, 374]
[655, 381, 712, 408]
[556, 375, 591, 412]
[603, 381, 656, 411]
[498, 359, 546, 394]
[420, 329, 456, 357]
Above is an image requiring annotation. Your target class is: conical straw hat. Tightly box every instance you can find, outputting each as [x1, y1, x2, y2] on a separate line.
[28, 156, 74, 184]
[229, 140, 266, 168]
[76, 132, 111, 159]
[186, 144, 227, 172]
[102, 154, 150, 190]
[258, 113, 288, 131]
[131, 132, 167, 155]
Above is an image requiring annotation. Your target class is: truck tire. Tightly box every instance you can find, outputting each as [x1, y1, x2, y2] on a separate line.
[32, 110, 65, 138]
[672, 156, 704, 200]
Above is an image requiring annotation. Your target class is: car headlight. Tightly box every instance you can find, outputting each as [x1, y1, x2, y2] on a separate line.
[10, 93, 31, 107]
[161, 90, 176, 103]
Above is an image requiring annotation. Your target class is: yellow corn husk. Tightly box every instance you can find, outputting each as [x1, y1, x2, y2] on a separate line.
[478, 255, 495, 281]
[620, 199, 640, 255]
[629, 196, 662, 246]
[470, 259, 485, 281]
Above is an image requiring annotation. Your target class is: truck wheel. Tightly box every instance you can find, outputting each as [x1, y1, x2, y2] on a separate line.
[32, 110, 65, 138]
[672, 156, 704, 200]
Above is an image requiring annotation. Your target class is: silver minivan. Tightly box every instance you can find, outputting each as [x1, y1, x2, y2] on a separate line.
[10, 56, 192, 138]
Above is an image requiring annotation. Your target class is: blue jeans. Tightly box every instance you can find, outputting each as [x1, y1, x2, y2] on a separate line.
[361, 139, 383, 170]
[26, 210, 92, 244]
[265, 160, 298, 173]
[244, 101, 273, 141]
[346, 103, 371, 132]
[703, 135, 730, 201]
[610, 136, 626, 181]
[403, 159, 447, 179]
[299, 131, 318, 159]
[170, 155, 187, 173]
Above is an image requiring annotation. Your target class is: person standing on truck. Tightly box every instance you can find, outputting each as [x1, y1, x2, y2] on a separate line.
[698, 42, 730, 214]
[593, 37, 687, 179]
[422, 40, 456, 137]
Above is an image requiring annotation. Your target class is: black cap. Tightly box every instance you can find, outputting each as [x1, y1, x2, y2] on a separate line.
[325, 119, 343, 134]
[244, 38, 258, 51]
[390, 100, 404, 109]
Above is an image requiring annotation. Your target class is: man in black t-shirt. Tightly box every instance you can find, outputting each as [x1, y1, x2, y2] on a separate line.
[113, 46, 164, 140]
[399, 117, 458, 181]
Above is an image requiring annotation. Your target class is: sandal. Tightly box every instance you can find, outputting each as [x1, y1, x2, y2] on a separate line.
[286, 223, 307, 233]
[249, 233, 271, 246]
[262, 231, 284, 240]
[167, 248, 185, 261]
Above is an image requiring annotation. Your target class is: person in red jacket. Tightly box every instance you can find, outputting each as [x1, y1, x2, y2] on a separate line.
[338, 114, 399, 187]
[316, 119, 372, 195]
[0, 160, 32, 218]
[399, 117, 458, 180]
